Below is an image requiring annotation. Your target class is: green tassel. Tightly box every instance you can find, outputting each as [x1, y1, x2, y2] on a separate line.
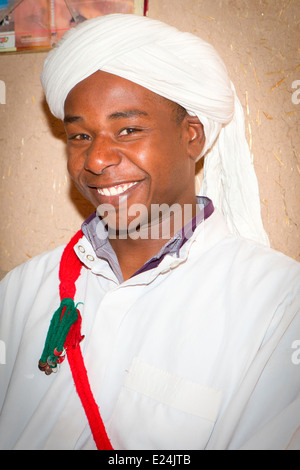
[39, 298, 78, 375]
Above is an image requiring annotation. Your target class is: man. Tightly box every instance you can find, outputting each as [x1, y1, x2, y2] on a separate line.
[0, 14, 299, 450]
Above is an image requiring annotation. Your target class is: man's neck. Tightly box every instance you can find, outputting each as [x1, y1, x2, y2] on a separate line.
[110, 237, 171, 281]
[109, 200, 200, 281]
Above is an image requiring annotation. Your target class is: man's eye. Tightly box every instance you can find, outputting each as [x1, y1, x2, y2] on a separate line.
[69, 134, 91, 141]
[118, 128, 140, 136]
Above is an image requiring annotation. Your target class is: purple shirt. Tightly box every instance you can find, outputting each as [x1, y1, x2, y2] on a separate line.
[81, 197, 214, 282]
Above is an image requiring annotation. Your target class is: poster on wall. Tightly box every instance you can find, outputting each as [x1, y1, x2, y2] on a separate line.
[0, 0, 147, 52]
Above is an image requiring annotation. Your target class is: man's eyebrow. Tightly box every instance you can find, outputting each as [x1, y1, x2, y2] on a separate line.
[63, 110, 149, 124]
[63, 115, 83, 124]
[108, 110, 149, 120]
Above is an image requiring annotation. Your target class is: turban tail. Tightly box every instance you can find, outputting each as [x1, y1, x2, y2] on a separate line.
[41, 14, 269, 246]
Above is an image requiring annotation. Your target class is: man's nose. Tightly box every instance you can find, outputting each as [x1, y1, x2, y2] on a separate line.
[84, 135, 121, 174]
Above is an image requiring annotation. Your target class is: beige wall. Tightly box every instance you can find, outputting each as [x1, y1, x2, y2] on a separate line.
[0, 0, 299, 278]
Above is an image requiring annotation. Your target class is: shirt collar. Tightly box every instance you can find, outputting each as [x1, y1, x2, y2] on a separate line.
[81, 196, 214, 282]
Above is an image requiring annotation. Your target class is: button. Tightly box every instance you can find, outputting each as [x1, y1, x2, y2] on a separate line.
[86, 254, 95, 262]
[170, 261, 180, 268]
[160, 268, 170, 274]
[78, 245, 85, 253]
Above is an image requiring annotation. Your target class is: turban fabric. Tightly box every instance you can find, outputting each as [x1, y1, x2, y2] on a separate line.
[41, 14, 269, 245]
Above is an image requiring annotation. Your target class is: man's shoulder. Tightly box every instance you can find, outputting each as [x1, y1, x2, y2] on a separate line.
[222, 231, 300, 284]
[235, 235, 299, 274]
[1, 243, 66, 289]
[190, 212, 300, 292]
[0, 244, 69, 331]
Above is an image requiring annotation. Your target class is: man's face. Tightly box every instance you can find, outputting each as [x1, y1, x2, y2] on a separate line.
[64, 71, 203, 233]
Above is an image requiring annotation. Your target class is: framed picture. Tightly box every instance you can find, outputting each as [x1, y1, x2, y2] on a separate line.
[0, 0, 148, 52]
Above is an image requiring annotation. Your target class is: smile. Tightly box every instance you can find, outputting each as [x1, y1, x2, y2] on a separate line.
[97, 181, 138, 197]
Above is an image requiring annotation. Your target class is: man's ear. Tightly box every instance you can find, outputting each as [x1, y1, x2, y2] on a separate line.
[185, 115, 205, 160]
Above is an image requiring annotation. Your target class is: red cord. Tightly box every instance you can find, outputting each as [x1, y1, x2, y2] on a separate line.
[67, 343, 113, 450]
[60, 230, 113, 450]
[59, 230, 83, 300]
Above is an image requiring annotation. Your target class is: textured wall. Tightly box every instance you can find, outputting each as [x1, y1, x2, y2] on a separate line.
[0, 0, 299, 278]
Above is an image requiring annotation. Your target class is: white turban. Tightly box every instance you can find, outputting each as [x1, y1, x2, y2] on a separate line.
[41, 13, 269, 246]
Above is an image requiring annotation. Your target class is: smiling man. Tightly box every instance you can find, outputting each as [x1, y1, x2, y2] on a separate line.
[0, 14, 299, 451]
[64, 70, 204, 279]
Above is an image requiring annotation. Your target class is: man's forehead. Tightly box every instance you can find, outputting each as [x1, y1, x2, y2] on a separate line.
[64, 71, 182, 119]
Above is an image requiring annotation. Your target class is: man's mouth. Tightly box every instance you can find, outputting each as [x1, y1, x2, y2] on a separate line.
[97, 181, 138, 197]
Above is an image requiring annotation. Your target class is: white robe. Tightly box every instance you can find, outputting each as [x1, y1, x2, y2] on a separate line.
[0, 210, 299, 450]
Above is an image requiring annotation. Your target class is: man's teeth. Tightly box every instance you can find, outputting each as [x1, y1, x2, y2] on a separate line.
[97, 182, 137, 196]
